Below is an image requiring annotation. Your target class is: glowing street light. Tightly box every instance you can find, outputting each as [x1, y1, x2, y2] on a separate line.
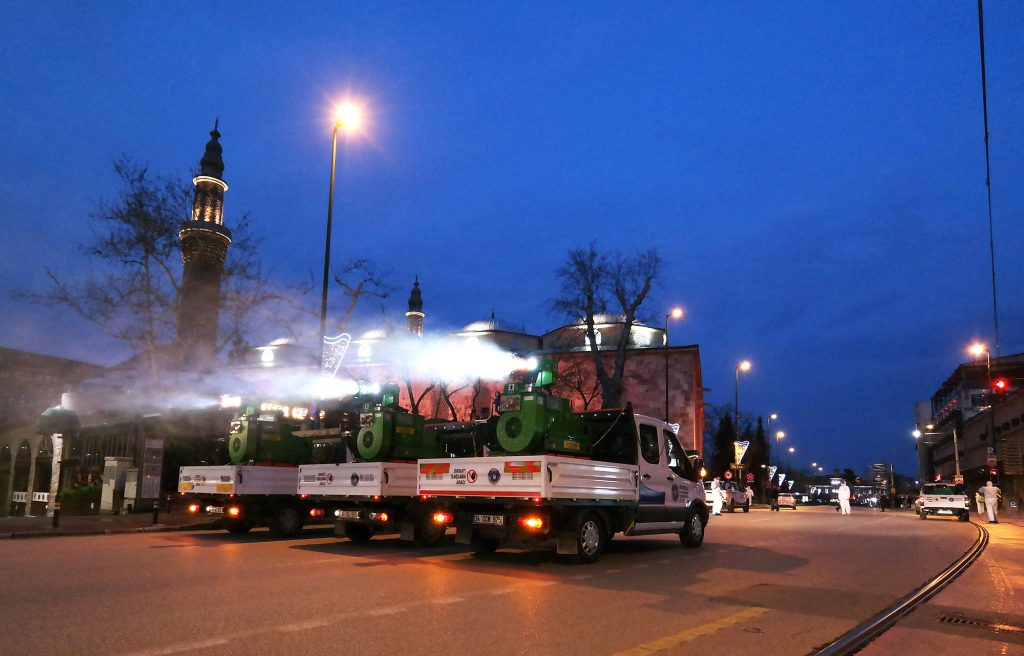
[317, 100, 365, 377]
[663, 307, 684, 424]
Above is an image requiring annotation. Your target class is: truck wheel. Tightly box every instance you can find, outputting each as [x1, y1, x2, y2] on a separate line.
[571, 512, 606, 564]
[344, 522, 374, 543]
[270, 506, 304, 537]
[225, 518, 252, 534]
[959, 512, 970, 522]
[471, 535, 500, 555]
[414, 515, 446, 547]
[680, 511, 704, 548]
[919, 512, 926, 520]
[742, 501, 750, 513]
[728, 501, 736, 513]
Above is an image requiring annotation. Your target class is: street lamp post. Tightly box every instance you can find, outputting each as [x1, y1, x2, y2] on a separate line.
[734, 360, 751, 445]
[317, 103, 362, 373]
[914, 426, 962, 482]
[663, 308, 683, 423]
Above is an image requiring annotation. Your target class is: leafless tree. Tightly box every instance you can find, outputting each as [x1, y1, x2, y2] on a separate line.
[554, 357, 602, 410]
[22, 158, 305, 379]
[332, 259, 391, 334]
[551, 244, 660, 408]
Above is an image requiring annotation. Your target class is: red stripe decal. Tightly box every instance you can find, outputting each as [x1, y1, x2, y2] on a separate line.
[419, 463, 451, 475]
[419, 489, 540, 497]
[503, 461, 542, 474]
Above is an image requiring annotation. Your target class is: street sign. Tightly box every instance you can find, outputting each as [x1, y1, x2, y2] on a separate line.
[954, 475, 964, 485]
[746, 473, 754, 482]
[724, 470, 733, 480]
[986, 456, 998, 467]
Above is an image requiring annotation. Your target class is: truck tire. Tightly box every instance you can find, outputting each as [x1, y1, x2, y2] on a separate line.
[269, 506, 304, 537]
[919, 511, 926, 520]
[471, 535, 500, 555]
[742, 501, 750, 513]
[728, 501, 736, 513]
[344, 522, 374, 543]
[680, 511, 705, 548]
[414, 514, 446, 547]
[225, 518, 252, 534]
[570, 512, 606, 564]
[959, 512, 970, 522]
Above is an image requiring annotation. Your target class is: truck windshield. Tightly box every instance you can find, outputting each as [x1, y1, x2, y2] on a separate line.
[924, 485, 957, 495]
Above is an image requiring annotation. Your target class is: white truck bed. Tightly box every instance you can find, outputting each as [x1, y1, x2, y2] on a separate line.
[298, 462, 417, 498]
[178, 465, 298, 496]
[417, 455, 638, 501]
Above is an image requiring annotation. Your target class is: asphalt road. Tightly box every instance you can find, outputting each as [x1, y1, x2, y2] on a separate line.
[0, 506, 1005, 656]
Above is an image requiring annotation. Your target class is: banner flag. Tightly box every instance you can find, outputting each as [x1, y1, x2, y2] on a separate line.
[768, 465, 778, 481]
[733, 441, 750, 464]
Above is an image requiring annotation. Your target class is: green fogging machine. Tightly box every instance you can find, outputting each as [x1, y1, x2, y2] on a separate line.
[492, 356, 592, 456]
[349, 383, 482, 461]
[227, 403, 313, 465]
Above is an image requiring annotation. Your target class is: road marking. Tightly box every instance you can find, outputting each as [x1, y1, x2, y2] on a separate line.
[612, 607, 770, 655]
[434, 595, 466, 604]
[366, 606, 407, 616]
[122, 637, 229, 656]
[278, 619, 330, 632]
[570, 574, 593, 580]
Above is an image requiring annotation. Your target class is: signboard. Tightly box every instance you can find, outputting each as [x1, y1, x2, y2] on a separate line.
[746, 473, 754, 482]
[986, 456, 998, 467]
[953, 474, 964, 485]
[723, 470, 733, 480]
[778, 473, 787, 487]
[733, 441, 750, 464]
[767, 466, 778, 482]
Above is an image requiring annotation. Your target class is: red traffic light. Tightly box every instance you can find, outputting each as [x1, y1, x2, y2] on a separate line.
[992, 378, 1009, 392]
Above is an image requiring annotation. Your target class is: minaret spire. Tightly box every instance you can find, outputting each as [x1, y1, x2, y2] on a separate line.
[177, 123, 233, 365]
[406, 277, 424, 336]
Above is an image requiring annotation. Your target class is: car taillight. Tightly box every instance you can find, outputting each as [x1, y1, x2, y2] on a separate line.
[187, 503, 200, 514]
[432, 511, 453, 525]
[518, 515, 544, 530]
[227, 506, 241, 518]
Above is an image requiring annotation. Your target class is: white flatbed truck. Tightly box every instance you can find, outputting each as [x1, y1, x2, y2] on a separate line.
[178, 464, 313, 535]
[298, 460, 448, 545]
[417, 408, 708, 563]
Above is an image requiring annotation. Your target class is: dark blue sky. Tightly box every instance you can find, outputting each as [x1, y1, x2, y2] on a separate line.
[2, 2, 1023, 476]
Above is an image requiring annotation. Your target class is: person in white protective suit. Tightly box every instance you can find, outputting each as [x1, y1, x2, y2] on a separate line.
[745, 486, 754, 506]
[838, 481, 852, 515]
[711, 477, 724, 516]
[982, 481, 1001, 524]
[975, 489, 985, 516]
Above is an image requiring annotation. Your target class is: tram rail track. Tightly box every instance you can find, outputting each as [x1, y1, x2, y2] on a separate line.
[809, 521, 989, 656]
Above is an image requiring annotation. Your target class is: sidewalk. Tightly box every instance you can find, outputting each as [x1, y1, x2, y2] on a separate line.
[0, 509, 221, 540]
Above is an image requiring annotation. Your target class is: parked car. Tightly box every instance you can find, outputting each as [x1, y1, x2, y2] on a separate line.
[704, 480, 749, 513]
[776, 492, 798, 509]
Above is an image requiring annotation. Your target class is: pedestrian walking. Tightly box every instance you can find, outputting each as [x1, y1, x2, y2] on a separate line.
[745, 485, 754, 507]
[838, 481, 852, 516]
[982, 481, 1001, 524]
[975, 490, 985, 516]
[711, 477, 724, 516]
[878, 493, 888, 512]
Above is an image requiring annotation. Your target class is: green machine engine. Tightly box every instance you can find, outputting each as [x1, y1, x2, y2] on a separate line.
[492, 356, 592, 455]
[227, 405, 313, 465]
[349, 384, 482, 461]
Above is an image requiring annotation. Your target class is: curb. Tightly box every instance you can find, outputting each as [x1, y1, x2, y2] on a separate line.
[0, 520, 221, 540]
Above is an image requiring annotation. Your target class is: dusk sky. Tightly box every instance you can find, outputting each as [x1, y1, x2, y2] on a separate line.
[2, 2, 1023, 476]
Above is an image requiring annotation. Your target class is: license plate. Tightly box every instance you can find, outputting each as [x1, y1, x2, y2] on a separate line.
[337, 510, 360, 520]
[473, 514, 505, 526]
[207, 506, 224, 514]
[937, 509, 952, 515]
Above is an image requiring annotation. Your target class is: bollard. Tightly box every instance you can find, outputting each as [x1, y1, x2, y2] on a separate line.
[152, 499, 159, 525]
[52, 500, 61, 529]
